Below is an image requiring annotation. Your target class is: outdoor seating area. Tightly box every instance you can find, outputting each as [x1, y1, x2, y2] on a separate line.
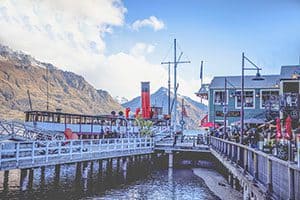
[209, 116, 300, 164]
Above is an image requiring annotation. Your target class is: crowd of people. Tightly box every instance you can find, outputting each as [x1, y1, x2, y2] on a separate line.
[209, 122, 300, 161]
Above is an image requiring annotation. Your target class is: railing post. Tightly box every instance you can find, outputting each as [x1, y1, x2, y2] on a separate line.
[231, 144, 234, 161]
[45, 141, 48, 163]
[237, 146, 240, 164]
[253, 152, 258, 180]
[227, 143, 230, 158]
[70, 140, 73, 160]
[90, 140, 93, 153]
[288, 166, 295, 200]
[81, 140, 84, 158]
[32, 142, 35, 164]
[58, 142, 61, 156]
[244, 149, 248, 172]
[266, 157, 272, 196]
[16, 143, 20, 167]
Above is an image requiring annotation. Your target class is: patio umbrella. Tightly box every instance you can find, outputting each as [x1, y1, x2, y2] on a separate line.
[275, 118, 282, 140]
[285, 115, 292, 140]
[201, 122, 219, 128]
[64, 128, 72, 139]
[232, 118, 265, 126]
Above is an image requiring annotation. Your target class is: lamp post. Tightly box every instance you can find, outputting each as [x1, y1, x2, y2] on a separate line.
[241, 52, 264, 144]
[223, 78, 228, 137]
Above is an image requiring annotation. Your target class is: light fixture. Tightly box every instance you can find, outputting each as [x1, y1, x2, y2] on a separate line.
[292, 72, 299, 79]
[255, 92, 260, 98]
[252, 70, 265, 81]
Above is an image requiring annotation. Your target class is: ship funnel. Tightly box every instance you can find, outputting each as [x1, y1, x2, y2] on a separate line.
[141, 82, 151, 119]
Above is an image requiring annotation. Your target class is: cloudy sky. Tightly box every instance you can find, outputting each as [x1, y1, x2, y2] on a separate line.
[0, 0, 300, 100]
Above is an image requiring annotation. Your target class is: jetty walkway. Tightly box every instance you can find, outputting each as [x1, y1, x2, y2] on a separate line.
[0, 133, 299, 199]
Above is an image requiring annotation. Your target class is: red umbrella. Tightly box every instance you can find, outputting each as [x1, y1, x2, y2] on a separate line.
[201, 122, 219, 128]
[275, 117, 282, 140]
[285, 115, 292, 140]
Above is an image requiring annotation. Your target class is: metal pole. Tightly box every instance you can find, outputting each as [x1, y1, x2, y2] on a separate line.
[46, 65, 49, 111]
[168, 63, 171, 117]
[181, 98, 184, 132]
[224, 78, 227, 137]
[241, 52, 245, 144]
[173, 38, 177, 136]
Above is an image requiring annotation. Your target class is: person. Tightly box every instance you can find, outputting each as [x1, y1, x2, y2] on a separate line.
[173, 132, 178, 146]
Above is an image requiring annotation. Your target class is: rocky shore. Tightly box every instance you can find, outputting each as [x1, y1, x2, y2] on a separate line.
[192, 168, 243, 200]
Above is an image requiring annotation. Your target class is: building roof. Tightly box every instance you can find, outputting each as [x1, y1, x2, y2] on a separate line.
[196, 84, 209, 94]
[209, 75, 281, 89]
[280, 65, 300, 78]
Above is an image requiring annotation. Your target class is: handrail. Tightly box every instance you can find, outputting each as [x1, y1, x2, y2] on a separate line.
[210, 136, 300, 200]
[0, 137, 153, 170]
[210, 136, 299, 170]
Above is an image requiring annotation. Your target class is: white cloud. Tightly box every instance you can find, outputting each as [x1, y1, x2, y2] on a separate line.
[0, 1, 199, 101]
[132, 16, 165, 31]
[130, 43, 155, 57]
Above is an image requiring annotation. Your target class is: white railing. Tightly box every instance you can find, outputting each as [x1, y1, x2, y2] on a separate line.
[0, 137, 153, 170]
[0, 120, 65, 141]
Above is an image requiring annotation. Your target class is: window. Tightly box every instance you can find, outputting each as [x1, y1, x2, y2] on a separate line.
[235, 91, 254, 108]
[261, 90, 279, 110]
[214, 91, 226, 104]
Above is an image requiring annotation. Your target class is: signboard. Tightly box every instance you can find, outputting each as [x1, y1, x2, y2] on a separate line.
[216, 111, 240, 117]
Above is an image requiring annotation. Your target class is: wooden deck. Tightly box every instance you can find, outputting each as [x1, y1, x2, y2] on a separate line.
[154, 136, 210, 152]
[210, 137, 300, 200]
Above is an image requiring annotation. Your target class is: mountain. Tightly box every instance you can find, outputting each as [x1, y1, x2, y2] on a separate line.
[114, 96, 129, 104]
[0, 44, 123, 120]
[123, 87, 208, 129]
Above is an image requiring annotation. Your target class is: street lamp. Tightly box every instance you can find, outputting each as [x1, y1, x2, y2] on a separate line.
[241, 52, 264, 144]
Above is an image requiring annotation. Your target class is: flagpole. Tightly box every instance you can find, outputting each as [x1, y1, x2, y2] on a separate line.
[200, 61, 203, 86]
[200, 61, 203, 103]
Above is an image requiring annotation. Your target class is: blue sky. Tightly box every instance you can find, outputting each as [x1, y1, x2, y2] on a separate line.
[0, 0, 300, 100]
[111, 0, 300, 79]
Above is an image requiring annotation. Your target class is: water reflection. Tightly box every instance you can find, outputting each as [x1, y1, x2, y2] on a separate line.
[0, 155, 219, 200]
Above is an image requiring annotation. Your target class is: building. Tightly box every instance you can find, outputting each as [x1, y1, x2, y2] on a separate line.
[197, 65, 300, 127]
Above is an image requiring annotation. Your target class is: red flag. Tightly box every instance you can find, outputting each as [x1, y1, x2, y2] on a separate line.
[276, 118, 282, 140]
[285, 115, 292, 140]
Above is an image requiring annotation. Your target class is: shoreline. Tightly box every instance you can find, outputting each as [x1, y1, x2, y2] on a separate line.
[192, 168, 242, 200]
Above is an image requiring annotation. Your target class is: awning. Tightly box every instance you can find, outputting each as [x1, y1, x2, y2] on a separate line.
[231, 118, 265, 126]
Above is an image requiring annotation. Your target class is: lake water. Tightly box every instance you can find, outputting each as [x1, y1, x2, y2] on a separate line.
[0, 155, 219, 200]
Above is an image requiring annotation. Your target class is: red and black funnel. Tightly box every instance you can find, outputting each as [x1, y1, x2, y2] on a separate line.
[141, 82, 151, 119]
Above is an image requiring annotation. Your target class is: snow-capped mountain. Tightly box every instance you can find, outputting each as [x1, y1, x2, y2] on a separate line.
[114, 96, 129, 105]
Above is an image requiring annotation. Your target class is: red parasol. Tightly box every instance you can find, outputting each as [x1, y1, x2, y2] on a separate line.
[125, 107, 130, 118]
[201, 122, 219, 128]
[285, 115, 292, 140]
[275, 117, 282, 140]
[64, 128, 72, 139]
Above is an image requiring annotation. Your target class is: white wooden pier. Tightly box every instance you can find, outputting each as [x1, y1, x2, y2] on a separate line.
[0, 137, 153, 171]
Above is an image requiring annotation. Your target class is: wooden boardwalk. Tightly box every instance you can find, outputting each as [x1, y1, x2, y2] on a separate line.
[210, 137, 300, 200]
[1, 133, 299, 200]
[154, 136, 210, 152]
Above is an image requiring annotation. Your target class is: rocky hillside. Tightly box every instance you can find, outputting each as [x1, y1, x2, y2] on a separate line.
[0, 44, 123, 120]
[123, 87, 208, 129]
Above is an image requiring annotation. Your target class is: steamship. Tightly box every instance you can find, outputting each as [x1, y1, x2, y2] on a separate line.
[24, 82, 170, 139]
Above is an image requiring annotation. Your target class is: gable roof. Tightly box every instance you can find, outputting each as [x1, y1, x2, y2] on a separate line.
[209, 75, 280, 89]
[280, 65, 300, 78]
